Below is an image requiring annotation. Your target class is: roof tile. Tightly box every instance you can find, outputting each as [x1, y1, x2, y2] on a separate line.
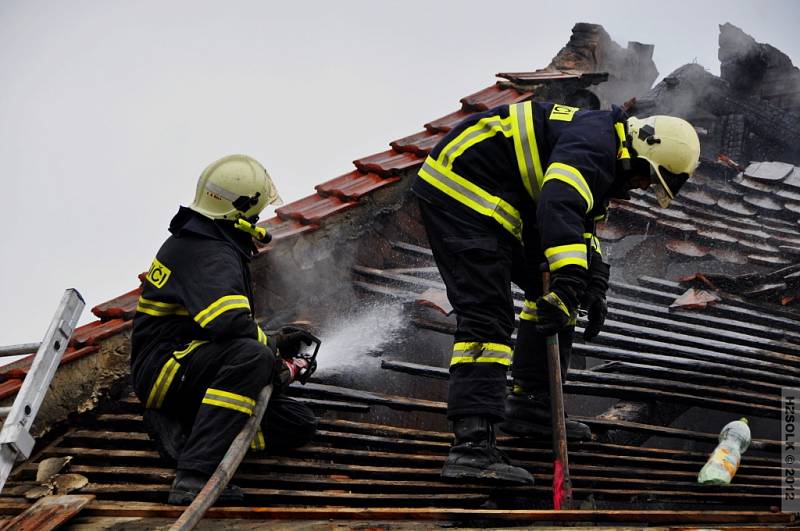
[61, 345, 101, 366]
[70, 319, 132, 348]
[0, 379, 22, 400]
[275, 195, 359, 225]
[353, 150, 422, 176]
[92, 287, 141, 321]
[316, 171, 401, 201]
[390, 130, 444, 157]
[424, 109, 472, 133]
[460, 84, 532, 111]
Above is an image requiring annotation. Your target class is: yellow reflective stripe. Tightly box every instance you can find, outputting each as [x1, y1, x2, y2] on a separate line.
[583, 233, 602, 256]
[543, 162, 594, 213]
[174, 340, 208, 360]
[257, 327, 268, 346]
[202, 388, 255, 415]
[545, 243, 588, 270]
[136, 297, 190, 317]
[194, 295, 251, 328]
[250, 428, 266, 451]
[510, 101, 544, 200]
[419, 158, 522, 240]
[614, 122, 631, 161]
[437, 115, 514, 170]
[519, 299, 538, 322]
[544, 291, 571, 317]
[146, 358, 180, 409]
[450, 341, 512, 367]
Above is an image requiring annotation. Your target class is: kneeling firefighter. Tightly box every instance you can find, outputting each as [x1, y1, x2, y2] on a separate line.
[131, 154, 319, 504]
[412, 101, 700, 485]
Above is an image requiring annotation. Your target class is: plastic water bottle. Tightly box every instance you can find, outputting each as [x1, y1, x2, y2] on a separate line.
[698, 418, 751, 485]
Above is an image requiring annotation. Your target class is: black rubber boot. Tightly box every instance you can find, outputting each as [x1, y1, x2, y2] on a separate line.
[440, 416, 534, 485]
[500, 391, 592, 441]
[143, 409, 187, 465]
[168, 470, 245, 505]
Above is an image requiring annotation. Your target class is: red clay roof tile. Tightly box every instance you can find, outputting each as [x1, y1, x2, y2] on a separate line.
[315, 171, 401, 201]
[424, 109, 472, 133]
[459, 84, 532, 111]
[92, 287, 141, 321]
[0, 379, 22, 400]
[275, 195, 359, 225]
[61, 345, 101, 366]
[353, 150, 422, 176]
[390, 130, 444, 157]
[70, 319, 132, 348]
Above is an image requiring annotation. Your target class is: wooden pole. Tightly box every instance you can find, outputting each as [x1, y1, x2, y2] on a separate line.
[542, 271, 573, 510]
[170, 384, 273, 531]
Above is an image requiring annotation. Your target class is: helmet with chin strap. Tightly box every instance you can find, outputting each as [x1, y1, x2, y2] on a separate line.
[189, 154, 283, 221]
[627, 115, 700, 207]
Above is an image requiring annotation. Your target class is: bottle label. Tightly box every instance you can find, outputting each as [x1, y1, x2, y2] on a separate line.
[711, 446, 739, 476]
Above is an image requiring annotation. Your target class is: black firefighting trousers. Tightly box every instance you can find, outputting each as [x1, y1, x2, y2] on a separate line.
[132, 337, 317, 475]
[418, 199, 573, 422]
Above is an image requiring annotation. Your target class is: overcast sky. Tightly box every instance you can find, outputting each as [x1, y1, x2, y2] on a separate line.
[1, 0, 798, 346]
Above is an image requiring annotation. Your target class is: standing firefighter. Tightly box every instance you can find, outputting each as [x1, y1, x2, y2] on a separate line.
[131, 155, 318, 504]
[412, 101, 700, 484]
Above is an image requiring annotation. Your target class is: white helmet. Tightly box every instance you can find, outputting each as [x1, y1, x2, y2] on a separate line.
[190, 154, 283, 221]
[627, 115, 701, 208]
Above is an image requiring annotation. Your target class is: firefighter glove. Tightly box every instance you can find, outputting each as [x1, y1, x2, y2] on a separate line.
[274, 357, 310, 394]
[272, 325, 315, 359]
[581, 253, 610, 342]
[535, 290, 576, 336]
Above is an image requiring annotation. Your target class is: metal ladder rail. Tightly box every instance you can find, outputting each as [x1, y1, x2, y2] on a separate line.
[0, 289, 84, 492]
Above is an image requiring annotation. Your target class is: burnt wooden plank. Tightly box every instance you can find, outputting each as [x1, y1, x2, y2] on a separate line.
[0, 494, 94, 531]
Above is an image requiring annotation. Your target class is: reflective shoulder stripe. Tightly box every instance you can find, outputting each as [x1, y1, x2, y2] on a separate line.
[418, 157, 522, 240]
[437, 114, 514, 170]
[202, 388, 255, 415]
[545, 242, 588, 270]
[583, 232, 602, 256]
[451, 341, 513, 367]
[543, 162, 594, 213]
[519, 299, 538, 322]
[136, 297, 190, 317]
[194, 295, 251, 328]
[509, 101, 544, 200]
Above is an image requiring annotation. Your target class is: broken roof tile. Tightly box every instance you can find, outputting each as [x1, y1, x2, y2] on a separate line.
[666, 240, 710, 258]
[497, 70, 582, 83]
[69, 319, 132, 348]
[680, 189, 716, 207]
[595, 221, 633, 241]
[275, 195, 359, 225]
[91, 287, 141, 321]
[390, 130, 444, 157]
[424, 109, 472, 133]
[353, 149, 421, 176]
[459, 84, 531, 111]
[315, 171, 401, 201]
[744, 161, 794, 182]
[669, 287, 720, 309]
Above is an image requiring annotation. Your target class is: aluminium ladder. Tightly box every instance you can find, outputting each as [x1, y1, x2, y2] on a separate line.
[0, 289, 84, 492]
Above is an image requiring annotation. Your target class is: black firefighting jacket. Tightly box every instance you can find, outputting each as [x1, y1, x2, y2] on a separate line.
[412, 100, 627, 274]
[131, 207, 268, 380]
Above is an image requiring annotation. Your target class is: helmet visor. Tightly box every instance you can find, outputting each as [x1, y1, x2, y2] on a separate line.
[653, 165, 690, 208]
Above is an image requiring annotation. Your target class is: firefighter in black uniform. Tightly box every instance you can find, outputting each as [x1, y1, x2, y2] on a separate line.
[412, 101, 700, 484]
[131, 154, 318, 504]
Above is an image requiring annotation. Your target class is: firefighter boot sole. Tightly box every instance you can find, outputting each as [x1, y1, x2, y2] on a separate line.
[441, 463, 534, 485]
[499, 418, 592, 441]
